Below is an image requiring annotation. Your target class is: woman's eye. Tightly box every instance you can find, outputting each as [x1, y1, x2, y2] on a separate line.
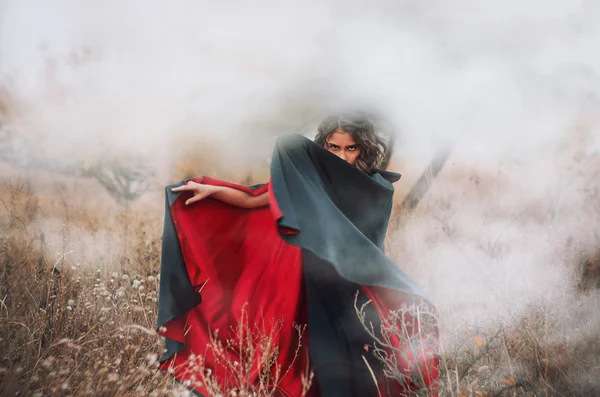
[348, 146, 357, 151]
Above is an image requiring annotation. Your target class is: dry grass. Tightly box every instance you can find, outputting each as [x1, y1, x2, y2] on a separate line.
[433, 302, 600, 396]
[0, 178, 178, 396]
[355, 290, 598, 396]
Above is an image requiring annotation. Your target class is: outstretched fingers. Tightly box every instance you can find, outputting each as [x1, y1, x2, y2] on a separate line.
[171, 184, 191, 192]
[185, 195, 204, 206]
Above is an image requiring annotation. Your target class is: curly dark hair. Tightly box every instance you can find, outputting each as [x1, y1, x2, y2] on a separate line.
[314, 112, 388, 174]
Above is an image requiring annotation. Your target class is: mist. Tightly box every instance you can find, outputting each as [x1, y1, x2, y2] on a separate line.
[2, 0, 600, 369]
[2, 1, 599, 156]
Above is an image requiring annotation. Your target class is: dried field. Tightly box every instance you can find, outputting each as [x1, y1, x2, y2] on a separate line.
[1, 148, 599, 396]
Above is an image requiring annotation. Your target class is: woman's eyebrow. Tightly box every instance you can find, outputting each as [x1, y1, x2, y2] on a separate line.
[327, 142, 359, 149]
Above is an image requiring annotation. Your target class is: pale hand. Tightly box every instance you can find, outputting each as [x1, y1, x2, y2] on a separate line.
[171, 181, 216, 205]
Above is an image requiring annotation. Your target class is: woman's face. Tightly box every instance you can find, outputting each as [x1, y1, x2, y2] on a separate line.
[325, 129, 361, 165]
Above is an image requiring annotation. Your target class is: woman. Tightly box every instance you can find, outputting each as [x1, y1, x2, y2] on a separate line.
[156, 113, 438, 396]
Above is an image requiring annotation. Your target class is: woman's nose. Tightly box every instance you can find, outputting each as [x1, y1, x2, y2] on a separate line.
[338, 151, 347, 161]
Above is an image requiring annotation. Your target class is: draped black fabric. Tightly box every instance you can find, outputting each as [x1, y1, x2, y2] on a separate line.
[156, 181, 202, 361]
[270, 134, 423, 295]
[270, 135, 427, 396]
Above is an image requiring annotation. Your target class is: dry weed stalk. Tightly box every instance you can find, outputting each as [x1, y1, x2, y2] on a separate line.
[355, 295, 439, 397]
[165, 303, 313, 397]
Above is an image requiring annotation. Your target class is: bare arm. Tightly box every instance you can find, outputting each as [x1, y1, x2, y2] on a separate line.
[171, 181, 269, 208]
